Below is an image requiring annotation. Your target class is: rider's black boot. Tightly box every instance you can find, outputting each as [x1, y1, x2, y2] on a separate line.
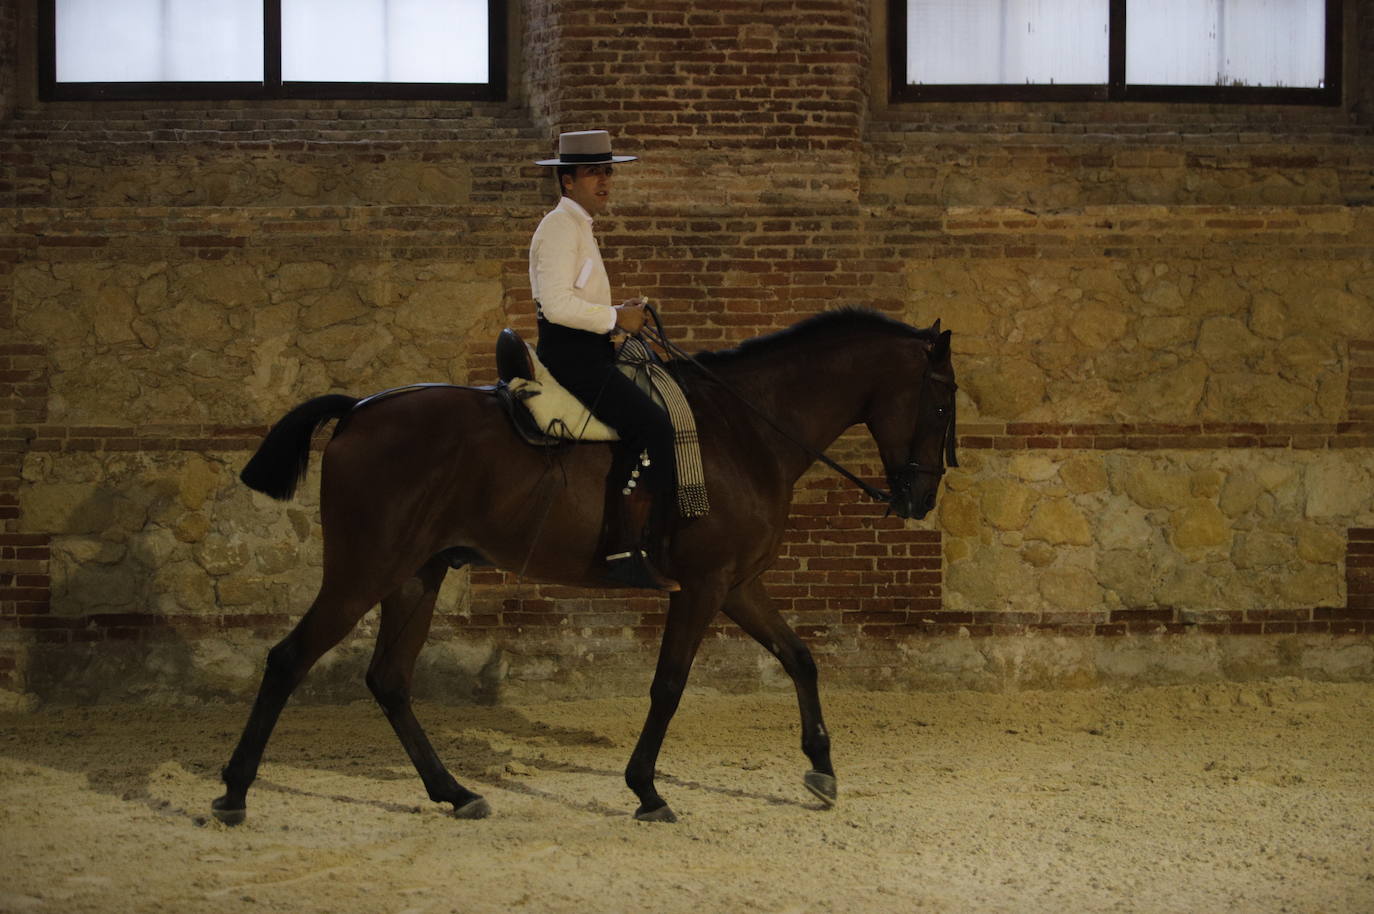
[605, 487, 680, 592]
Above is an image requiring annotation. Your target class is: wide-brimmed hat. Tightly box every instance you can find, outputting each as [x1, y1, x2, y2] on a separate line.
[535, 130, 637, 166]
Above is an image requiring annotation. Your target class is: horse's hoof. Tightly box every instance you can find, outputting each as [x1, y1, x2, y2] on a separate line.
[804, 770, 837, 808]
[634, 802, 678, 823]
[453, 797, 491, 820]
[210, 797, 246, 826]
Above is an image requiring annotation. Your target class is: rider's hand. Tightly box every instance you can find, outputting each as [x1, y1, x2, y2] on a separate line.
[614, 300, 647, 333]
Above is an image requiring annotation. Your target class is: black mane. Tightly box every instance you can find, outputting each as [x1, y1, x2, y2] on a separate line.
[687, 308, 938, 367]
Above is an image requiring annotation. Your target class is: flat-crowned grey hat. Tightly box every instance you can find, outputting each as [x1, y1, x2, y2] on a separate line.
[535, 130, 638, 166]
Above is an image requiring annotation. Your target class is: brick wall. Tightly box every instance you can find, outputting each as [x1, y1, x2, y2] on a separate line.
[1361, 0, 1374, 117]
[525, 0, 870, 207]
[1349, 529, 1374, 620]
[1, 0, 1372, 703]
[0, 0, 18, 120]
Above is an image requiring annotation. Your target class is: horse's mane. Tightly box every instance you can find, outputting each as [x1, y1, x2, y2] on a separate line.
[687, 308, 939, 367]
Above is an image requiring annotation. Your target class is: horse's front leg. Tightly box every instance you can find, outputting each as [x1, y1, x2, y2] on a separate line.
[722, 577, 836, 808]
[624, 580, 724, 822]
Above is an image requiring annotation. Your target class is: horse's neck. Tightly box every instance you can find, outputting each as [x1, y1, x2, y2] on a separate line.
[713, 338, 876, 478]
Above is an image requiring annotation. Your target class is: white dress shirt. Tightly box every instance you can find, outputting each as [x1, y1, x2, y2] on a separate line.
[529, 196, 618, 334]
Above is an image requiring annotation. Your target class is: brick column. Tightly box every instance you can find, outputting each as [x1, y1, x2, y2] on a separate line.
[1351, 341, 1374, 424]
[1349, 528, 1374, 618]
[0, 0, 18, 120]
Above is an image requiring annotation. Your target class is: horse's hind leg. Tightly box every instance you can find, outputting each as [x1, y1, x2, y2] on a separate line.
[722, 577, 837, 808]
[211, 584, 376, 825]
[366, 556, 488, 819]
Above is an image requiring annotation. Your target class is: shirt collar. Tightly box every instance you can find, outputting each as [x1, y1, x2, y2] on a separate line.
[557, 195, 594, 224]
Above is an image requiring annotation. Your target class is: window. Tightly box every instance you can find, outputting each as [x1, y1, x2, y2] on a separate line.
[890, 0, 1341, 104]
[40, 0, 506, 101]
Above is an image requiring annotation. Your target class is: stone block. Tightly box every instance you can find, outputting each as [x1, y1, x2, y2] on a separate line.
[1121, 464, 1191, 510]
[1275, 566, 1340, 606]
[1097, 550, 1160, 604]
[1295, 524, 1346, 565]
[176, 455, 223, 511]
[300, 288, 369, 330]
[1039, 566, 1103, 611]
[20, 484, 118, 535]
[274, 261, 334, 293]
[1233, 531, 1296, 569]
[1305, 460, 1372, 519]
[977, 478, 1036, 531]
[1169, 500, 1233, 552]
[938, 492, 980, 538]
[961, 357, 1046, 419]
[1096, 497, 1156, 550]
[1026, 498, 1093, 546]
[1060, 455, 1108, 494]
[193, 535, 252, 576]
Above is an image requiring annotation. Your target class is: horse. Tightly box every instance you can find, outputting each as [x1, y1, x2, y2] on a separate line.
[211, 308, 958, 825]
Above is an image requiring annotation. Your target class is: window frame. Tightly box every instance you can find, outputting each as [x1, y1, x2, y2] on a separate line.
[39, 0, 508, 102]
[889, 0, 1342, 105]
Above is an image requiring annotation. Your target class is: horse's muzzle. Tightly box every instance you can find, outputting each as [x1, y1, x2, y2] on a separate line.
[889, 490, 937, 521]
[888, 462, 943, 521]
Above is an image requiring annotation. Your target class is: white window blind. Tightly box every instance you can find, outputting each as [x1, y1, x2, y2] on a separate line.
[1126, 0, 1325, 88]
[903, 0, 1326, 89]
[906, 0, 1109, 85]
[282, 0, 489, 84]
[55, 0, 263, 83]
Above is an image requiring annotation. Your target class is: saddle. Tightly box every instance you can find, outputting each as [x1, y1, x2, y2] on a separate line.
[495, 328, 641, 446]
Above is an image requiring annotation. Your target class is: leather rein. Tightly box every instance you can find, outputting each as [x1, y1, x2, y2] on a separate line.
[638, 307, 957, 508]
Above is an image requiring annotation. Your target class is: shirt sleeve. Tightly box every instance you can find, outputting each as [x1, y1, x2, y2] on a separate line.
[531, 212, 618, 335]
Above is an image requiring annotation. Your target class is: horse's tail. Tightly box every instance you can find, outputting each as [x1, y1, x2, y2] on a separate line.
[240, 394, 359, 501]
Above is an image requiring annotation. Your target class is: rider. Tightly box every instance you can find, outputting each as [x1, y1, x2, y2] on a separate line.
[530, 130, 680, 593]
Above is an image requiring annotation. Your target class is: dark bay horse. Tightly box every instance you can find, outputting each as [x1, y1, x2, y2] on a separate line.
[212, 309, 957, 824]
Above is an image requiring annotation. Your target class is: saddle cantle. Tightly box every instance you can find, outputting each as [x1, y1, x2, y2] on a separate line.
[496, 328, 535, 383]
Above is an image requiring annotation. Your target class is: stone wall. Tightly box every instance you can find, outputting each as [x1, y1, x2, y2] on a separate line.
[1, 0, 1373, 707]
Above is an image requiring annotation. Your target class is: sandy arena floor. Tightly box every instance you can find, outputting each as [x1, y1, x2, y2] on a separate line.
[1, 680, 1371, 914]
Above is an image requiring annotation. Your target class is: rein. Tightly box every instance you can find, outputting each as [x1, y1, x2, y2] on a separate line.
[639, 309, 894, 505]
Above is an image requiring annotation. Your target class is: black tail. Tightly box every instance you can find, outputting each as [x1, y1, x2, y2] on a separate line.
[240, 394, 360, 500]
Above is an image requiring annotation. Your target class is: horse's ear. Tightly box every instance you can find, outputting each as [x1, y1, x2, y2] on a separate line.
[932, 328, 951, 362]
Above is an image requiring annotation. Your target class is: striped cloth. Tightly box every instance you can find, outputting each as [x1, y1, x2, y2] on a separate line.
[616, 338, 711, 519]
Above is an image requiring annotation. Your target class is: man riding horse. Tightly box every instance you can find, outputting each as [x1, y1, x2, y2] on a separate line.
[211, 132, 959, 826]
[531, 129, 680, 593]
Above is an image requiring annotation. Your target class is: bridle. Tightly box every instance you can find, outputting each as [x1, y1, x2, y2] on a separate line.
[638, 307, 957, 510]
[886, 362, 959, 513]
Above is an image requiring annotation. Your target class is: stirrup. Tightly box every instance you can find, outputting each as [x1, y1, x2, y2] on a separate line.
[605, 550, 680, 592]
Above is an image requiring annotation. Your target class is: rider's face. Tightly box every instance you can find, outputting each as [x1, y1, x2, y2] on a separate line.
[563, 164, 614, 216]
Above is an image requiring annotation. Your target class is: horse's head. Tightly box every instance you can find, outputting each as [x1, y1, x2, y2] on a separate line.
[865, 320, 958, 521]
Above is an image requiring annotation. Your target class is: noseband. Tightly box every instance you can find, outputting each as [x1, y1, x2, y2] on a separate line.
[888, 364, 958, 506]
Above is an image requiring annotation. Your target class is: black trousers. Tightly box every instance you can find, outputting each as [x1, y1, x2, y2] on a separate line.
[536, 318, 675, 495]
